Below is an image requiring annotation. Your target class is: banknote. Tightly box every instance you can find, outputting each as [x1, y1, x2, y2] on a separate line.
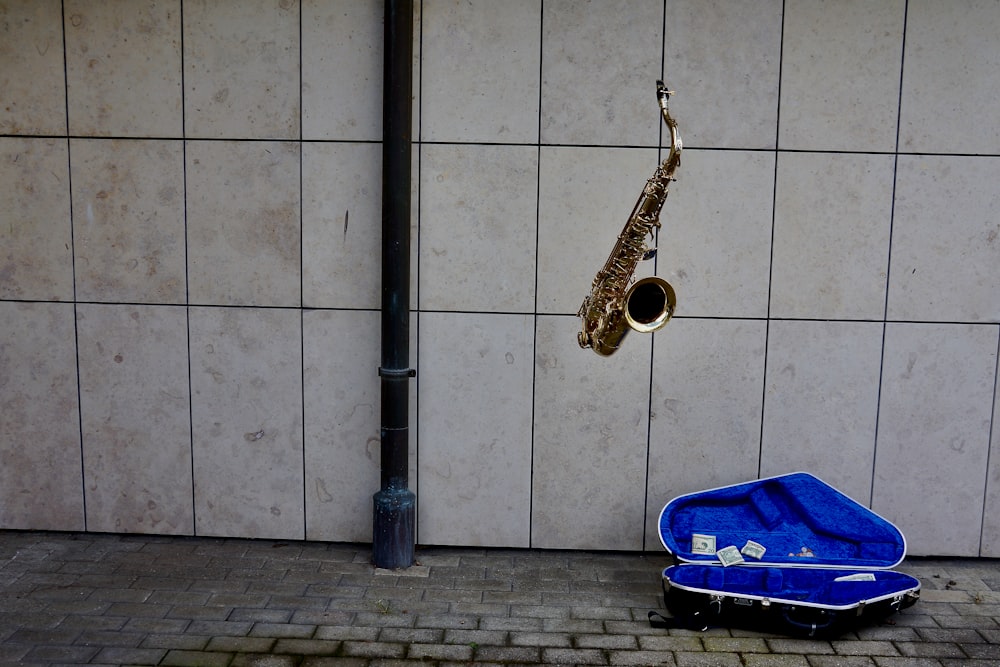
[834, 572, 876, 582]
[741, 540, 766, 560]
[716, 545, 745, 567]
[691, 533, 716, 555]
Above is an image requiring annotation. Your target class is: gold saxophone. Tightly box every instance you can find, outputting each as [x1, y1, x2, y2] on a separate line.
[577, 80, 682, 356]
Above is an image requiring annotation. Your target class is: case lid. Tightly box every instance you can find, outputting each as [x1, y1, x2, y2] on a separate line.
[658, 472, 907, 569]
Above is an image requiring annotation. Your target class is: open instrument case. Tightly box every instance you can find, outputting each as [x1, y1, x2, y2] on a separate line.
[654, 472, 921, 637]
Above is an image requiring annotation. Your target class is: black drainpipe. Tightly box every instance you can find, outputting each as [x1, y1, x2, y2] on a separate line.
[373, 0, 415, 570]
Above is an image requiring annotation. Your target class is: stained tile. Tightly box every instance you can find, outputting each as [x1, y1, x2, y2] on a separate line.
[418, 312, 533, 548]
[302, 142, 380, 309]
[532, 315, 651, 551]
[874, 323, 997, 556]
[419, 144, 537, 313]
[77, 303, 192, 535]
[189, 307, 304, 540]
[303, 309, 382, 542]
[184, 0, 300, 139]
[888, 156, 1000, 323]
[64, 0, 182, 137]
[0, 138, 73, 301]
[537, 146, 658, 315]
[760, 320, 883, 503]
[663, 0, 782, 149]
[771, 152, 894, 320]
[302, 0, 382, 141]
[541, 0, 662, 147]
[0, 0, 66, 135]
[0, 302, 83, 531]
[187, 141, 301, 307]
[646, 318, 766, 548]
[659, 149, 774, 319]
[71, 139, 186, 304]
[421, 0, 540, 143]
[779, 0, 904, 152]
[900, 0, 1000, 154]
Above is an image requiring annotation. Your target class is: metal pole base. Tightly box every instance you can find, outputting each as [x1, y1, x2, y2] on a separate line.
[372, 487, 415, 569]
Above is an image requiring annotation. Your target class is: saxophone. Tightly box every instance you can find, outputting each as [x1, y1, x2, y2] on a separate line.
[577, 80, 682, 356]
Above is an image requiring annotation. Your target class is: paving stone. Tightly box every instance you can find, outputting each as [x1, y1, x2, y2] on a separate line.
[314, 624, 381, 641]
[340, 639, 406, 658]
[23, 645, 100, 663]
[249, 621, 316, 638]
[441, 628, 509, 646]
[832, 640, 902, 656]
[575, 632, 639, 649]
[160, 649, 234, 666]
[894, 640, 966, 658]
[92, 646, 169, 664]
[229, 654, 299, 667]
[869, 658, 946, 667]
[472, 645, 542, 663]
[637, 634, 705, 652]
[542, 646, 608, 664]
[806, 656, 878, 667]
[703, 635, 771, 652]
[406, 641, 475, 661]
[956, 642, 1000, 659]
[766, 638, 836, 654]
[542, 616, 605, 633]
[743, 655, 811, 667]
[204, 636, 276, 653]
[512, 629, 575, 647]
[271, 638, 342, 655]
[140, 633, 211, 650]
[184, 619, 254, 636]
[610, 649, 678, 665]
[479, 615, 543, 631]
[673, 651, 741, 667]
[165, 603, 234, 620]
[230, 608, 295, 624]
[73, 628, 146, 647]
[376, 626, 444, 643]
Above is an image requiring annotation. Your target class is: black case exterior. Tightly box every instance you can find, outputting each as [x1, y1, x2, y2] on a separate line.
[660, 572, 919, 638]
[655, 473, 921, 637]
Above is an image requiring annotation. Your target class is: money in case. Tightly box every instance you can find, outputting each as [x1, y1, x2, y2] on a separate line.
[655, 472, 921, 637]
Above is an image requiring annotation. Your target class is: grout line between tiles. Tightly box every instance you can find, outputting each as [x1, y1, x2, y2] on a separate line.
[298, 0, 308, 542]
[757, 0, 788, 479]
[60, 0, 88, 532]
[527, 0, 545, 550]
[871, 0, 911, 510]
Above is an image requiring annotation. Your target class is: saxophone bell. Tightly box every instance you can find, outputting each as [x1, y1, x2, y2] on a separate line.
[625, 276, 676, 334]
[584, 276, 676, 357]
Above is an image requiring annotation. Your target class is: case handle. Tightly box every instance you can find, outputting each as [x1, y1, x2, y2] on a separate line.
[780, 606, 835, 637]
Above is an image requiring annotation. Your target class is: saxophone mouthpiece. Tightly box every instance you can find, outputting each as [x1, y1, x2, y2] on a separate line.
[656, 80, 674, 107]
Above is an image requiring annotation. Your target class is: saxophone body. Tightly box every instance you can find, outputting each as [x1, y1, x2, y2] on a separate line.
[577, 80, 682, 356]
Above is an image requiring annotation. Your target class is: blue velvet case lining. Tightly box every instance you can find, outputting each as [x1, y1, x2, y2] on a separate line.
[658, 472, 906, 569]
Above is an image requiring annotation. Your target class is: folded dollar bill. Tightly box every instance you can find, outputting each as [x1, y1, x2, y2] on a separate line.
[716, 545, 745, 567]
[691, 533, 716, 555]
[834, 572, 876, 582]
[741, 540, 766, 559]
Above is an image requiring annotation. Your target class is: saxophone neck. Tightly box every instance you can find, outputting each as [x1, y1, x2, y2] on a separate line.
[656, 80, 683, 161]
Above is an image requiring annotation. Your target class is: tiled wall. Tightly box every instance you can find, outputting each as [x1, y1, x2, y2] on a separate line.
[2, 0, 999, 556]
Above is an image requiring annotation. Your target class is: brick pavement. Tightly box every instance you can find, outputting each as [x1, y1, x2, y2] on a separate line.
[1, 531, 999, 666]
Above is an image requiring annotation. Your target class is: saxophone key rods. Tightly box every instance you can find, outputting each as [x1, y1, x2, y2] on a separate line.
[577, 80, 682, 356]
